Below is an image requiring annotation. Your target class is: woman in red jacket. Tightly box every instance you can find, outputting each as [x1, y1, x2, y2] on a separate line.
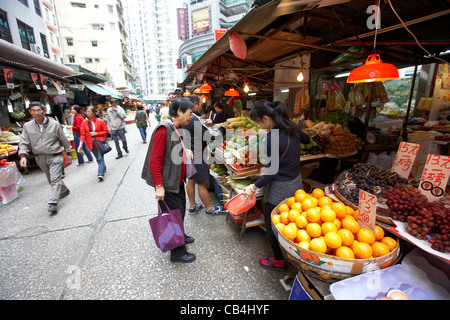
[71, 105, 94, 166]
[77, 106, 109, 181]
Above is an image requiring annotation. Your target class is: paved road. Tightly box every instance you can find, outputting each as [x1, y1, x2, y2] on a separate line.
[0, 115, 295, 300]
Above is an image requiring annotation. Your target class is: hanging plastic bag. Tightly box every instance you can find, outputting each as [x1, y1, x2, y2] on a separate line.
[229, 31, 247, 60]
[0, 159, 22, 187]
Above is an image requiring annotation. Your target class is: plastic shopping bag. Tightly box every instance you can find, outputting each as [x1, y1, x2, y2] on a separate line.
[0, 159, 20, 187]
[149, 201, 185, 252]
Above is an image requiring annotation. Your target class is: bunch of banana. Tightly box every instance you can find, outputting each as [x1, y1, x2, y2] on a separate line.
[11, 104, 26, 120]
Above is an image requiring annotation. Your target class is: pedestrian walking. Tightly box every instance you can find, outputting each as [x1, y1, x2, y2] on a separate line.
[18, 101, 72, 213]
[141, 97, 196, 263]
[183, 94, 224, 215]
[70, 105, 94, 166]
[134, 105, 151, 143]
[105, 99, 128, 159]
[243, 100, 311, 271]
[77, 107, 109, 182]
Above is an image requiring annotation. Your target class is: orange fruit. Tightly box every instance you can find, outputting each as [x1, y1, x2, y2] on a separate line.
[296, 229, 311, 243]
[302, 198, 316, 211]
[374, 225, 385, 241]
[337, 228, 354, 247]
[381, 237, 397, 252]
[279, 203, 290, 214]
[346, 206, 355, 216]
[295, 215, 308, 229]
[288, 209, 300, 222]
[352, 209, 360, 220]
[312, 188, 325, 199]
[335, 246, 355, 259]
[280, 211, 290, 225]
[320, 208, 336, 222]
[295, 189, 306, 197]
[331, 202, 347, 219]
[295, 191, 308, 203]
[310, 238, 327, 254]
[287, 196, 296, 208]
[309, 196, 319, 206]
[306, 208, 320, 223]
[342, 215, 360, 234]
[298, 241, 310, 250]
[275, 223, 285, 233]
[321, 222, 337, 235]
[272, 214, 281, 225]
[324, 232, 342, 249]
[306, 223, 322, 238]
[357, 228, 376, 245]
[332, 218, 342, 230]
[288, 222, 299, 231]
[318, 196, 332, 207]
[350, 240, 359, 251]
[371, 241, 390, 257]
[282, 224, 298, 241]
[353, 242, 373, 259]
[291, 202, 302, 213]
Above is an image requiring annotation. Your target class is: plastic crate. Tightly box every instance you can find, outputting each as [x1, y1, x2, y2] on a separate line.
[229, 206, 262, 225]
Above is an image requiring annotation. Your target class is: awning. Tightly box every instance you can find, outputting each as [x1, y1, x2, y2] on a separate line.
[98, 84, 123, 99]
[79, 79, 113, 96]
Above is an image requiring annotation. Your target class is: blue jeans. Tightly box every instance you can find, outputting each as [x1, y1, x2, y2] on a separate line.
[73, 132, 94, 164]
[91, 142, 106, 176]
[110, 128, 128, 156]
[138, 126, 147, 142]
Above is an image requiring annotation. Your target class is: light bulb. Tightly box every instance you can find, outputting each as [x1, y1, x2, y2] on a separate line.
[297, 71, 304, 82]
[244, 83, 249, 93]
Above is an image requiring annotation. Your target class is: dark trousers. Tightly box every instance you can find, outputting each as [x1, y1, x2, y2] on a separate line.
[263, 202, 284, 260]
[111, 128, 128, 156]
[163, 182, 187, 257]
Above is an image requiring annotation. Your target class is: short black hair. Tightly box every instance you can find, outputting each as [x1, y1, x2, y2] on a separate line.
[72, 104, 81, 114]
[169, 97, 194, 117]
[29, 101, 46, 111]
[214, 102, 223, 109]
[188, 94, 200, 105]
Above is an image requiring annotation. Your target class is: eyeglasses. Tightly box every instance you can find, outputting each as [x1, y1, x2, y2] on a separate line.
[30, 109, 44, 113]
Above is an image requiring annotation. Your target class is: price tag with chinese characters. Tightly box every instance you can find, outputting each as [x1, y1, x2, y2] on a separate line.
[419, 154, 450, 201]
[392, 142, 420, 179]
[358, 190, 377, 232]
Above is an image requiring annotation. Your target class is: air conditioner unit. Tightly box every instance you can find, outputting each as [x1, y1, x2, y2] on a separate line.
[30, 43, 41, 55]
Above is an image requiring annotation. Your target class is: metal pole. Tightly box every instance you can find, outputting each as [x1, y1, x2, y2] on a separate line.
[402, 61, 419, 142]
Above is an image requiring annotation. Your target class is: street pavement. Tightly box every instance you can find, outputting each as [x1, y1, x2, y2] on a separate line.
[0, 114, 296, 300]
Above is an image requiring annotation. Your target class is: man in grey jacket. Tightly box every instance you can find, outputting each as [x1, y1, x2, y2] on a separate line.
[19, 101, 72, 213]
[106, 99, 128, 159]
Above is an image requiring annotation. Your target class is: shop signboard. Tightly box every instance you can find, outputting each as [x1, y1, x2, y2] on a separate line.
[215, 29, 227, 41]
[358, 190, 377, 232]
[3, 69, 14, 89]
[177, 8, 187, 40]
[392, 141, 420, 179]
[193, 7, 209, 35]
[419, 154, 450, 202]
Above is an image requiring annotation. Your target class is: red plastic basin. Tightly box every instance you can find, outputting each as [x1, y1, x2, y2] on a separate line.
[224, 193, 256, 215]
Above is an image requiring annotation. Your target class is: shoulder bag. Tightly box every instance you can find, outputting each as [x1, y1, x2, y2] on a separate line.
[87, 120, 112, 155]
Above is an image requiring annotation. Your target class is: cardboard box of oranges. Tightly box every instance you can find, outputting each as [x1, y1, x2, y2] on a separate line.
[272, 188, 400, 280]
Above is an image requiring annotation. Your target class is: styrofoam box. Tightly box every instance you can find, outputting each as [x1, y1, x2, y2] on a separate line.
[330, 264, 437, 300]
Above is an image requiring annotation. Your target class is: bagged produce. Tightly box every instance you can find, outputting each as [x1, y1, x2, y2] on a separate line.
[294, 88, 309, 114]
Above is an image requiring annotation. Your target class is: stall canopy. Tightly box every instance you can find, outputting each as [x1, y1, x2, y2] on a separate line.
[98, 84, 124, 99]
[182, 0, 450, 96]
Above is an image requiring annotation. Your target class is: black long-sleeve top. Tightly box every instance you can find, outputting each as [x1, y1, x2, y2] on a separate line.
[254, 126, 310, 189]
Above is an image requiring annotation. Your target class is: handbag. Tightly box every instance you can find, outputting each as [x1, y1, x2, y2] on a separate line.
[87, 121, 112, 155]
[166, 119, 197, 179]
[149, 201, 185, 252]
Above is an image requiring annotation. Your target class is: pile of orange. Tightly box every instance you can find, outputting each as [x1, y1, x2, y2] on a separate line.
[273, 188, 397, 259]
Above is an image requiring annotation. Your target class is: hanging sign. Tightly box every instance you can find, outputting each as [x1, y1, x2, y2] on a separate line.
[392, 141, 420, 179]
[358, 190, 377, 232]
[419, 154, 450, 201]
[3, 68, 14, 89]
[30, 73, 41, 90]
[49, 78, 66, 95]
[39, 74, 48, 91]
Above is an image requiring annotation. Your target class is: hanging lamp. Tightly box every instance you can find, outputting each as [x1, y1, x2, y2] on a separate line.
[200, 82, 212, 91]
[224, 87, 240, 96]
[183, 90, 191, 96]
[193, 87, 201, 94]
[243, 82, 250, 93]
[200, 94, 208, 103]
[347, 54, 399, 83]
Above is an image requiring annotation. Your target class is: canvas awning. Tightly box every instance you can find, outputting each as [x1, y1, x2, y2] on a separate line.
[79, 79, 113, 96]
[98, 84, 123, 99]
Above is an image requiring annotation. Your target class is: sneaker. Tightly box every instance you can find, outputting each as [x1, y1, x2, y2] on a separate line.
[98, 175, 104, 181]
[188, 203, 204, 214]
[48, 203, 57, 213]
[205, 205, 225, 215]
[124, 147, 129, 153]
[59, 189, 70, 199]
[115, 155, 123, 159]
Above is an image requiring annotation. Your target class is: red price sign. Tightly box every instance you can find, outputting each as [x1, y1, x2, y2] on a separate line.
[392, 142, 420, 178]
[419, 154, 450, 201]
[358, 190, 377, 232]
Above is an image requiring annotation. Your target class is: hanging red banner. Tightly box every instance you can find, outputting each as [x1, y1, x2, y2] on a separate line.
[39, 74, 48, 91]
[30, 73, 41, 90]
[3, 68, 14, 89]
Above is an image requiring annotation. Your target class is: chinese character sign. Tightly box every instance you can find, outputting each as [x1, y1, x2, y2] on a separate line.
[358, 190, 377, 232]
[193, 8, 209, 35]
[419, 154, 450, 201]
[392, 142, 420, 179]
[177, 8, 187, 40]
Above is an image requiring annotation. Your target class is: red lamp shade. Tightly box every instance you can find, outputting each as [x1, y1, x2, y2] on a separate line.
[224, 87, 240, 97]
[200, 82, 212, 91]
[347, 54, 399, 83]
[193, 87, 201, 94]
[200, 94, 208, 102]
[199, 87, 210, 93]
[183, 90, 191, 96]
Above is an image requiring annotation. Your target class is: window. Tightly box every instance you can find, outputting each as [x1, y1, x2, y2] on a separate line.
[91, 40, 97, 47]
[17, 19, 35, 50]
[0, 10, 12, 44]
[85, 58, 92, 63]
[18, 0, 28, 7]
[40, 33, 49, 58]
[94, 5, 99, 8]
[71, 2, 86, 8]
[34, 0, 41, 16]
[108, 5, 113, 13]
[66, 37, 73, 46]
[110, 23, 115, 30]
[68, 55, 75, 63]
[95, 58, 100, 62]
[92, 24, 104, 30]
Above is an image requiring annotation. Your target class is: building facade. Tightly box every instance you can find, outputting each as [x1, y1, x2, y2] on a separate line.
[54, 0, 132, 90]
[177, 0, 252, 83]
[0, 0, 63, 64]
[122, 0, 178, 101]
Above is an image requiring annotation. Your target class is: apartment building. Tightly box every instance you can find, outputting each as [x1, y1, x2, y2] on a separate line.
[0, 0, 63, 64]
[54, 0, 132, 90]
